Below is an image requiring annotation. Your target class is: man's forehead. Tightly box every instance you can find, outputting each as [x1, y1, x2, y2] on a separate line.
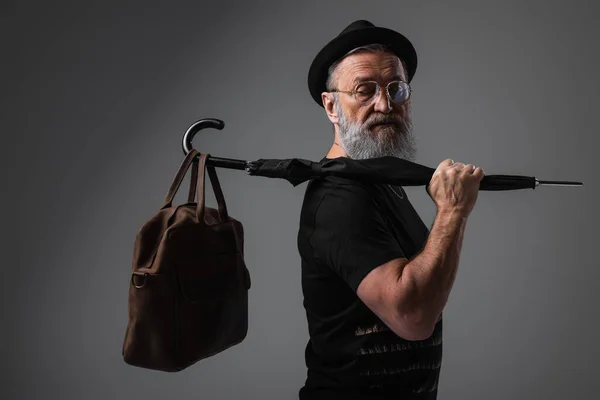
[337, 52, 407, 82]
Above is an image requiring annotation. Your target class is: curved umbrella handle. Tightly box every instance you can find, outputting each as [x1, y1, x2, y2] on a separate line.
[180, 118, 250, 171]
[182, 118, 225, 155]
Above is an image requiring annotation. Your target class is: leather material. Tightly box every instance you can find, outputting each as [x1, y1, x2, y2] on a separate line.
[122, 149, 251, 372]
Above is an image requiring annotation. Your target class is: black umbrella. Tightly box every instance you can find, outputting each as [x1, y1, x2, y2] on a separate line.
[182, 119, 584, 190]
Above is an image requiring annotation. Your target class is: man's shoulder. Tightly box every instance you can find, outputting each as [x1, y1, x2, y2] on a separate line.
[304, 174, 381, 198]
[301, 176, 381, 213]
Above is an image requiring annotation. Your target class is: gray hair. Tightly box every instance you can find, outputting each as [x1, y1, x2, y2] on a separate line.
[325, 43, 392, 92]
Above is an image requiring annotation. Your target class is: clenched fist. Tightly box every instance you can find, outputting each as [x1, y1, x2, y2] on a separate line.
[426, 158, 485, 217]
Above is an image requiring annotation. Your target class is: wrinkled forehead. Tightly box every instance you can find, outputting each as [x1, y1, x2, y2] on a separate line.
[335, 51, 408, 86]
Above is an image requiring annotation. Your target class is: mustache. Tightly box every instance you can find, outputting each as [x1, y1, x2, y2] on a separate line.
[366, 113, 406, 128]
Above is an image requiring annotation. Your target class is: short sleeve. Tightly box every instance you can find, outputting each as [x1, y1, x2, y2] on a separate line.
[309, 183, 406, 292]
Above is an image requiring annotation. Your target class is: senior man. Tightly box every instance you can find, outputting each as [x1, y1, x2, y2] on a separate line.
[297, 20, 485, 399]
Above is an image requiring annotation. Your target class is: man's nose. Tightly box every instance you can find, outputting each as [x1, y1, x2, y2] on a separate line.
[373, 88, 392, 113]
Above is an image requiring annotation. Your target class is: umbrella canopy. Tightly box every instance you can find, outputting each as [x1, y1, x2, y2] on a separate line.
[181, 118, 584, 190]
[246, 157, 580, 190]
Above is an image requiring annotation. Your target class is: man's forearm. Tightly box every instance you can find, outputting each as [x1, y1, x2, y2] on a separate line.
[400, 209, 468, 332]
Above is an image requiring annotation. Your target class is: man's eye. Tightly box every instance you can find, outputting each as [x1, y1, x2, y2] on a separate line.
[356, 86, 376, 95]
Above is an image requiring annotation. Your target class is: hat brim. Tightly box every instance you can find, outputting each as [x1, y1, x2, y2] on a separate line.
[308, 26, 417, 107]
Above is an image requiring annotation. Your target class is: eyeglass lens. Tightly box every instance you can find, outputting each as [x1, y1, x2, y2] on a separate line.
[355, 81, 410, 104]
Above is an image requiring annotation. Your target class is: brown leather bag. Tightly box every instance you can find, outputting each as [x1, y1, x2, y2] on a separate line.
[122, 149, 251, 372]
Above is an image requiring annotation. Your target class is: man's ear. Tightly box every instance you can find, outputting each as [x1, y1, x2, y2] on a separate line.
[322, 92, 339, 124]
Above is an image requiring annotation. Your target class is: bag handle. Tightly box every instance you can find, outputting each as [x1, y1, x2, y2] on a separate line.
[207, 164, 229, 220]
[188, 157, 198, 203]
[186, 157, 227, 208]
[195, 153, 229, 223]
[162, 148, 199, 208]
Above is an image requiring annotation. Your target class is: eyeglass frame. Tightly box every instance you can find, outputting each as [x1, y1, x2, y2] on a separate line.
[327, 80, 412, 106]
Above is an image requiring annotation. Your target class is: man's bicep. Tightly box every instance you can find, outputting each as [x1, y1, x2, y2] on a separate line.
[356, 257, 429, 340]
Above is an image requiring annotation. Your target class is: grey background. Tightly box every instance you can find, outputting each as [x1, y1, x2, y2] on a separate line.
[4, 0, 598, 399]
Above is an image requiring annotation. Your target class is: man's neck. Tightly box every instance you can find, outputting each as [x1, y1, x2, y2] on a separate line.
[326, 139, 348, 159]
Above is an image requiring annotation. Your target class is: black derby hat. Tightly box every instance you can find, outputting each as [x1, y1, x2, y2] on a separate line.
[308, 19, 417, 108]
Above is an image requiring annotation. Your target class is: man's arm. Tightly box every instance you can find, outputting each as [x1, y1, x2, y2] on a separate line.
[358, 159, 482, 341]
[398, 208, 468, 336]
[357, 208, 467, 340]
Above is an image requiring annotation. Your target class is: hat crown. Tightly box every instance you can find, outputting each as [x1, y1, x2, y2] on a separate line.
[338, 20, 375, 36]
[308, 19, 417, 107]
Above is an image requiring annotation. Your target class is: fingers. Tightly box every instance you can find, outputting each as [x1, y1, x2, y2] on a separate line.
[441, 158, 485, 177]
[449, 162, 469, 174]
[472, 166, 485, 179]
[461, 163, 486, 180]
[462, 164, 476, 174]
[440, 158, 455, 167]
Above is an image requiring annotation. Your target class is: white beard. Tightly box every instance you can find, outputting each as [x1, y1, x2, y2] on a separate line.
[335, 100, 417, 161]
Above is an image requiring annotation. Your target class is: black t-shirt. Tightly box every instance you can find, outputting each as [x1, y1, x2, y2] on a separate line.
[297, 162, 443, 400]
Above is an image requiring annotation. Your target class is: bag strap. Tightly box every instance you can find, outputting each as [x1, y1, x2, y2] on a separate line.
[195, 153, 229, 223]
[162, 148, 199, 209]
[188, 157, 198, 203]
[207, 165, 229, 220]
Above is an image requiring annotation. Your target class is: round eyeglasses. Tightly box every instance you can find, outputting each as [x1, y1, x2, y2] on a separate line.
[330, 80, 412, 106]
